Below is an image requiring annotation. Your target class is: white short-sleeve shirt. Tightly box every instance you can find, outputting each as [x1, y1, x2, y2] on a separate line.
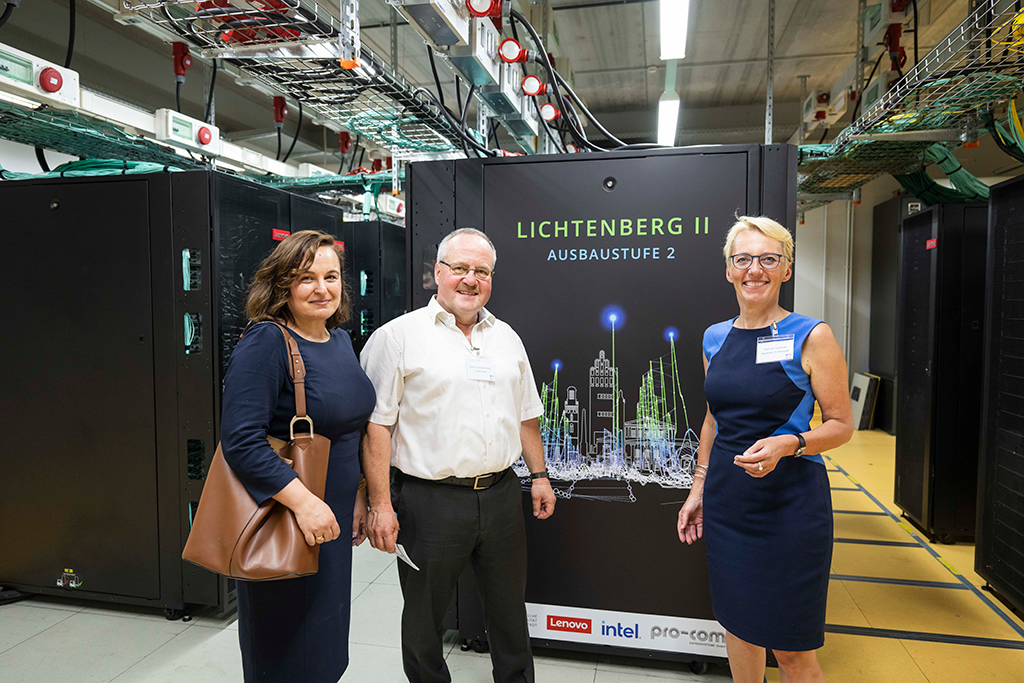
[359, 296, 544, 480]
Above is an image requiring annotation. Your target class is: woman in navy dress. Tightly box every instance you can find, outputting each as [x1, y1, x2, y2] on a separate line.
[677, 216, 854, 683]
[219, 230, 376, 683]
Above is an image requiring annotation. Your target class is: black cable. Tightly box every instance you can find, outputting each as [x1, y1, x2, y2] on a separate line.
[455, 77, 463, 120]
[281, 99, 302, 163]
[0, 2, 16, 32]
[818, 126, 828, 144]
[911, 0, 919, 67]
[413, 87, 496, 156]
[530, 93, 566, 154]
[64, 0, 75, 69]
[426, 46, 446, 111]
[275, 128, 282, 161]
[176, 81, 183, 113]
[851, 51, 885, 121]
[488, 119, 499, 149]
[510, 10, 588, 151]
[459, 84, 477, 157]
[355, 146, 365, 170]
[343, 134, 360, 173]
[35, 147, 51, 173]
[204, 58, 218, 124]
[552, 70, 625, 148]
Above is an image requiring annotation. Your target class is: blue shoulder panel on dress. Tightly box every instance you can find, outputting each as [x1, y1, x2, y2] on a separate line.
[703, 318, 737, 363]
[770, 313, 825, 465]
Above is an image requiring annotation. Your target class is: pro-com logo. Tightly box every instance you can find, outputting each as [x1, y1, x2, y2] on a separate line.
[651, 626, 726, 646]
[546, 615, 592, 634]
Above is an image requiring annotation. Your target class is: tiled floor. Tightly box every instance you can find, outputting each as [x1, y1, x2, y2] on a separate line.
[3, 426, 1024, 682]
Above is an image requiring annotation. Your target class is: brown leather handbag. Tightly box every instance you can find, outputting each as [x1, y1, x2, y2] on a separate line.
[182, 322, 331, 581]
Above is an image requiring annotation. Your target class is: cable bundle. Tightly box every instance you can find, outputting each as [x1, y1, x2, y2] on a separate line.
[0, 159, 185, 181]
[893, 144, 988, 206]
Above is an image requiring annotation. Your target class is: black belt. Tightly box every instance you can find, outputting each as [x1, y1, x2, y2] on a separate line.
[396, 467, 510, 490]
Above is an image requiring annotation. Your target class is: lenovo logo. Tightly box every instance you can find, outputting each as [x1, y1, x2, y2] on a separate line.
[546, 615, 591, 634]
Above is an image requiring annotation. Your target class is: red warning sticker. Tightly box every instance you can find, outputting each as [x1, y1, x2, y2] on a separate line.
[926, 238, 937, 250]
[334, 240, 345, 252]
[272, 229, 290, 241]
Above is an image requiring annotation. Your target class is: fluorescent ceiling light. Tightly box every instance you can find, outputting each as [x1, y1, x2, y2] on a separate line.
[660, 0, 690, 61]
[658, 92, 680, 147]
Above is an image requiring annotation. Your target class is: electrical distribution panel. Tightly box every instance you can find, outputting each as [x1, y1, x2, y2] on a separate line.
[481, 60, 523, 115]
[154, 108, 221, 156]
[388, 0, 471, 48]
[977, 176, 1024, 615]
[0, 171, 405, 615]
[0, 41, 80, 109]
[449, 17, 501, 86]
[894, 204, 987, 543]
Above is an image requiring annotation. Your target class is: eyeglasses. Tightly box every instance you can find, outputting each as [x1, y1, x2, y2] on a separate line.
[440, 260, 493, 280]
[729, 253, 785, 270]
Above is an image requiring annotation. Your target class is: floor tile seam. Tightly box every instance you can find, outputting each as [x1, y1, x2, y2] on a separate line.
[107, 628, 194, 682]
[895, 635, 935, 683]
[825, 454, 1024, 640]
[824, 623, 1024, 650]
[0, 607, 81, 657]
[829, 574, 967, 590]
[836, 579, 874, 631]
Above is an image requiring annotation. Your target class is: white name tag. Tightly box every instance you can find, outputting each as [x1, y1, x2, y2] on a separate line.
[466, 357, 496, 381]
[756, 334, 795, 364]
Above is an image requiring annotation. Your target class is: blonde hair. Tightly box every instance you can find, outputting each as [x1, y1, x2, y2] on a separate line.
[722, 215, 794, 264]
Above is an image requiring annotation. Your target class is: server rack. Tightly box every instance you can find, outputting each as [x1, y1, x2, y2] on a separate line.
[894, 203, 987, 543]
[869, 195, 922, 435]
[407, 144, 797, 665]
[977, 177, 1024, 614]
[0, 170, 387, 616]
[349, 221, 408, 352]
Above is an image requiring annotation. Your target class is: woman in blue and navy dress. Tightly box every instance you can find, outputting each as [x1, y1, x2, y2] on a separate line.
[677, 216, 854, 683]
[219, 230, 376, 683]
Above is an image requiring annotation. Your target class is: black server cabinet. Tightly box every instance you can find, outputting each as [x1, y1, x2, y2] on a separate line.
[870, 195, 922, 434]
[977, 177, 1024, 614]
[407, 145, 796, 664]
[0, 170, 352, 615]
[349, 221, 408, 352]
[894, 204, 987, 543]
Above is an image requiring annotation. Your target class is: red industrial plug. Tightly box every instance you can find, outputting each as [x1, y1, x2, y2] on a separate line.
[466, 0, 500, 17]
[339, 132, 352, 154]
[565, 143, 579, 153]
[385, 157, 393, 170]
[172, 42, 193, 83]
[499, 38, 529, 64]
[521, 74, 547, 97]
[539, 102, 560, 122]
[273, 96, 288, 128]
[883, 23, 907, 71]
[372, 158, 383, 173]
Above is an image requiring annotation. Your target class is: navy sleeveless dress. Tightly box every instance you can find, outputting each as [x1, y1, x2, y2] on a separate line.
[220, 323, 376, 683]
[702, 313, 832, 652]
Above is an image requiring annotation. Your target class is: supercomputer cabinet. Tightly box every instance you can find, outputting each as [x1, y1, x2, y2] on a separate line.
[870, 195, 923, 435]
[407, 144, 796, 665]
[348, 220, 408, 352]
[894, 203, 987, 543]
[0, 170, 358, 616]
[977, 176, 1024, 614]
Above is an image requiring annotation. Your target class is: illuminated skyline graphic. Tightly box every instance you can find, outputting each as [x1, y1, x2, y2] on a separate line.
[513, 308, 699, 502]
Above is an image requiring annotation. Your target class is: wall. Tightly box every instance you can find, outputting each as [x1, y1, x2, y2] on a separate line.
[0, 139, 77, 174]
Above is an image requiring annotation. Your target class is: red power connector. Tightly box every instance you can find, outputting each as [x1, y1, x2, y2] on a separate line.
[273, 96, 288, 127]
[172, 42, 193, 82]
[883, 23, 907, 72]
[339, 132, 352, 154]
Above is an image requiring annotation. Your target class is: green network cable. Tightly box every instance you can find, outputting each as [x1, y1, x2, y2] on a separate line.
[0, 158, 185, 180]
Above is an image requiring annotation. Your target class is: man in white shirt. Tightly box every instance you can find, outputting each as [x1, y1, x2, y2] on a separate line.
[360, 227, 556, 683]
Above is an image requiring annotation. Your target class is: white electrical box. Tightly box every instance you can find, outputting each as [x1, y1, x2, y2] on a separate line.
[802, 90, 829, 123]
[0, 42, 80, 109]
[481, 61, 522, 115]
[154, 109, 221, 155]
[299, 163, 336, 177]
[861, 70, 900, 116]
[824, 89, 848, 125]
[389, 0, 471, 48]
[503, 91, 540, 138]
[449, 18, 500, 87]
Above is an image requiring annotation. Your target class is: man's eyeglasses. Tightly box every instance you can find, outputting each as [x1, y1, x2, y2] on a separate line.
[729, 253, 785, 270]
[440, 260, 493, 280]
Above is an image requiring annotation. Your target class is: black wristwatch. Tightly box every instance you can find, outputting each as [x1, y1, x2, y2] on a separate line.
[793, 433, 806, 458]
[530, 470, 549, 480]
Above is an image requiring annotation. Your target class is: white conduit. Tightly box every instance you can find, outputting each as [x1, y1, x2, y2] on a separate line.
[844, 200, 855, 362]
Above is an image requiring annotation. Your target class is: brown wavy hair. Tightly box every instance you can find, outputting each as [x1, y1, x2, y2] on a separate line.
[246, 230, 352, 328]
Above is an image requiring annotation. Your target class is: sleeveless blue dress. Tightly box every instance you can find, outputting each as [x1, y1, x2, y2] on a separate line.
[702, 313, 832, 652]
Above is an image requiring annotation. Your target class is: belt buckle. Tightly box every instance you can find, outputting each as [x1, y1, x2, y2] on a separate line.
[473, 473, 493, 490]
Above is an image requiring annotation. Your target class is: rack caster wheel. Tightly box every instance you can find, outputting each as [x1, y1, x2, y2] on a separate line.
[164, 608, 185, 621]
[689, 660, 709, 675]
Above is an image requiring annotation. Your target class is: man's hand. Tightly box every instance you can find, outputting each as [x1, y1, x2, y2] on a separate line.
[531, 478, 556, 519]
[367, 504, 400, 553]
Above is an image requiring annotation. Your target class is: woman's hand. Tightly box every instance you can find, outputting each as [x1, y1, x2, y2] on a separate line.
[352, 486, 368, 546]
[677, 492, 704, 545]
[293, 495, 341, 547]
[733, 434, 798, 478]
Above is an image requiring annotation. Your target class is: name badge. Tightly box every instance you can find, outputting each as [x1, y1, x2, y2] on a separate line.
[466, 357, 496, 381]
[756, 334, 795, 364]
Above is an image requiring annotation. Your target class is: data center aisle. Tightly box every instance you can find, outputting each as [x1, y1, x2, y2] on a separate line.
[769, 428, 1024, 683]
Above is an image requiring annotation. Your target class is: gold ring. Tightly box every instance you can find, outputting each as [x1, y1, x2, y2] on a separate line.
[316, 535, 325, 541]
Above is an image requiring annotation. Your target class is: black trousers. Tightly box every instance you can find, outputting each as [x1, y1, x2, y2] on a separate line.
[391, 468, 534, 683]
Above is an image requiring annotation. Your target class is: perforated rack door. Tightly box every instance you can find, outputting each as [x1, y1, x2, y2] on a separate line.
[977, 176, 1024, 614]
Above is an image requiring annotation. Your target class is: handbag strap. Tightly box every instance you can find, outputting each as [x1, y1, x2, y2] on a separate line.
[240, 320, 313, 444]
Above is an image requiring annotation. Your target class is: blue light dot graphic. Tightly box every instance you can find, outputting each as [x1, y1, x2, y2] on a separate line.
[664, 326, 679, 342]
[551, 359, 563, 371]
[600, 304, 626, 331]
